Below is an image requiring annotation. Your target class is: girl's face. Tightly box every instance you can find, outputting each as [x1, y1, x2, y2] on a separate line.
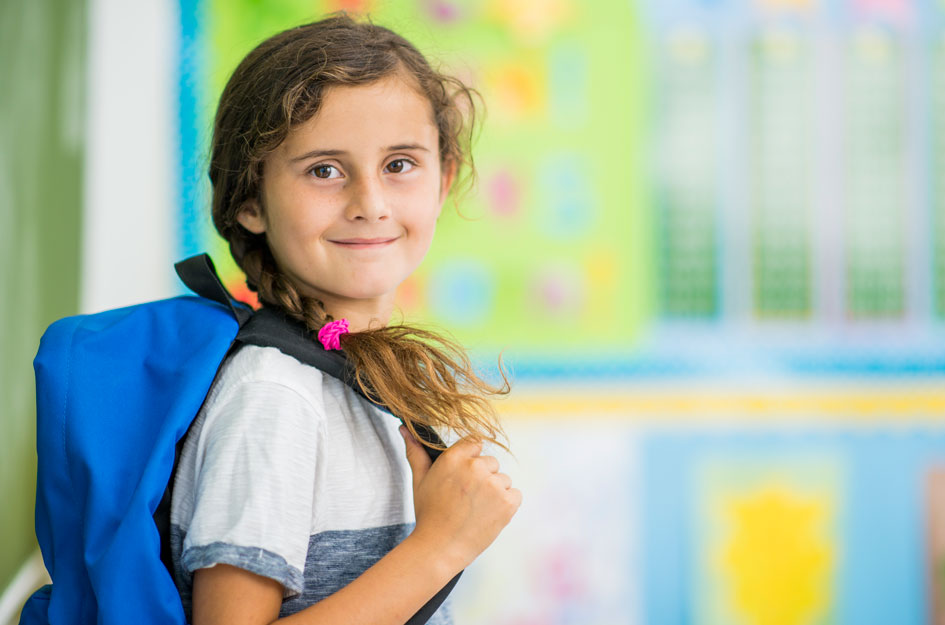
[237, 74, 455, 328]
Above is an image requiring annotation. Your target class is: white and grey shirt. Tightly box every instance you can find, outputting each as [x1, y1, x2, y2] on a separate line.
[169, 344, 452, 622]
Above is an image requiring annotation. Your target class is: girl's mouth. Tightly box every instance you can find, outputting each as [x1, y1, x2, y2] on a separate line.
[329, 236, 400, 249]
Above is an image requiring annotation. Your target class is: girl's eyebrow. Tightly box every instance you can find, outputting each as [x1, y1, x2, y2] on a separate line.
[290, 144, 431, 163]
[290, 149, 345, 162]
[386, 143, 431, 153]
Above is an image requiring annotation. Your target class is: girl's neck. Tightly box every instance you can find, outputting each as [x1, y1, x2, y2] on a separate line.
[328, 306, 390, 333]
[315, 292, 396, 333]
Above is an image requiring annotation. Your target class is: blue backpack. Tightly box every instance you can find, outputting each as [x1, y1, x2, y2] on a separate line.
[21, 254, 458, 625]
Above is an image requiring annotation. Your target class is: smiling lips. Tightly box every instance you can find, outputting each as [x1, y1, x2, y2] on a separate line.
[329, 236, 400, 249]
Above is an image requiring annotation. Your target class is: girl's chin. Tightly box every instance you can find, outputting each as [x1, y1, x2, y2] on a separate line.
[323, 283, 402, 304]
[293, 271, 409, 306]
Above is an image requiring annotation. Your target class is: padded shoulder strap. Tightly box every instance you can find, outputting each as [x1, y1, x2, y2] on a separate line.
[236, 306, 351, 388]
[174, 254, 252, 326]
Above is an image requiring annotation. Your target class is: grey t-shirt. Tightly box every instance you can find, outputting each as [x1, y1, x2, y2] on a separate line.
[169, 344, 451, 622]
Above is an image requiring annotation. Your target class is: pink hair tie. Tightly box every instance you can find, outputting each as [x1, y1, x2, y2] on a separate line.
[317, 318, 349, 350]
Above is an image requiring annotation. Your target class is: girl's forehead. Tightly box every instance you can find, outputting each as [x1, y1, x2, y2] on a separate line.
[278, 75, 438, 156]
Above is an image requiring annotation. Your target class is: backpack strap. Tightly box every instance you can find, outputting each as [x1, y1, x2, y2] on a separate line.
[174, 254, 252, 326]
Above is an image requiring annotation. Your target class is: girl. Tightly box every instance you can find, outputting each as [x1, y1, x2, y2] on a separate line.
[168, 13, 521, 625]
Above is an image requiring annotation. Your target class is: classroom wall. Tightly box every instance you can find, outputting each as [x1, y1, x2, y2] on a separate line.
[0, 0, 86, 591]
[5, 0, 945, 622]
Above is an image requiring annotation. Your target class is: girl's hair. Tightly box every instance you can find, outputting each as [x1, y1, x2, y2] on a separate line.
[209, 13, 508, 449]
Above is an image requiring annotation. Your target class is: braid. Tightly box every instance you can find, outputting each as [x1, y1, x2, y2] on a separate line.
[241, 246, 333, 329]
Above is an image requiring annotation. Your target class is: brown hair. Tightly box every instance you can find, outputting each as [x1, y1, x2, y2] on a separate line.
[209, 14, 508, 450]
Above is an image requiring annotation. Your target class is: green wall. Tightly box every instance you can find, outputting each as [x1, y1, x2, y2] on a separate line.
[0, 0, 85, 590]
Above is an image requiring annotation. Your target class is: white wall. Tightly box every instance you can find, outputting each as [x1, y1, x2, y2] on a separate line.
[81, 0, 178, 313]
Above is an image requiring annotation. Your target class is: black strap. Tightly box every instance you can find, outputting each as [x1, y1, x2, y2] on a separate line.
[161, 254, 457, 624]
[409, 574, 461, 624]
[174, 254, 252, 326]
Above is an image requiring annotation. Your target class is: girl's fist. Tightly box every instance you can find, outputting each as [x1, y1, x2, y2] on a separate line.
[400, 426, 521, 571]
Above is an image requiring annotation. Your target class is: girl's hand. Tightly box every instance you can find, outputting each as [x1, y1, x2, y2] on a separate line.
[400, 426, 522, 572]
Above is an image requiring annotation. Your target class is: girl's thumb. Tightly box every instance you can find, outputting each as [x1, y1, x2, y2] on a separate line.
[399, 425, 432, 486]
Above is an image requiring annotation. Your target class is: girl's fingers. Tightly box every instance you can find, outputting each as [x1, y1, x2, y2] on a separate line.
[449, 437, 484, 458]
[509, 488, 523, 507]
[399, 425, 432, 486]
[493, 472, 512, 490]
[477, 455, 500, 474]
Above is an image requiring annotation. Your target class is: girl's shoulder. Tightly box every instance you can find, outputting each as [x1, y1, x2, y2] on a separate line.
[198, 344, 388, 443]
[224, 343, 324, 387]
[208, 344, 328, 417]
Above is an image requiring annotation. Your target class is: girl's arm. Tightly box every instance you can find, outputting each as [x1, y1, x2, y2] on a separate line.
[191, 431, 521, 625]
[192, 532, 456, 625]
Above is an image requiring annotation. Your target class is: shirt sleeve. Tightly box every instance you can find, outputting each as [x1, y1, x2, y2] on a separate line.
[180, 377, 323, 597]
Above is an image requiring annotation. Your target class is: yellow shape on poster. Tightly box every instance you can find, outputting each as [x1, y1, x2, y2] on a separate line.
[483, 61, 547, 122]
[486, 0, 575, 44]
[722, 487, 832, 625]
[585, 249, 620, 326]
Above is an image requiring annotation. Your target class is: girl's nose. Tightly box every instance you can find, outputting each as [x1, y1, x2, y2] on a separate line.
[345, 175, 390, 222]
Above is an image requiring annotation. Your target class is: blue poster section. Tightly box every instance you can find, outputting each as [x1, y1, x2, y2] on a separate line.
[641, 426, 945, 624]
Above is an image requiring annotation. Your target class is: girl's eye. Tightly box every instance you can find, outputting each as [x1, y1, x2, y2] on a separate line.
[310, 164, 340, 179]
[386, 159, 414, 174]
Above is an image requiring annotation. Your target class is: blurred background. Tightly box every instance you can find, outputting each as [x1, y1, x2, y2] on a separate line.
[3, 0, 945, 623]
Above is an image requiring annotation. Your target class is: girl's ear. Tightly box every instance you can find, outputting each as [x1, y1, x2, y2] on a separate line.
[438, 159, 458, 206]
[236, 199, 267, 234]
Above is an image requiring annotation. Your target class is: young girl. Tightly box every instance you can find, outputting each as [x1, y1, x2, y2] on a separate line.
[168, 13, 521, 625]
